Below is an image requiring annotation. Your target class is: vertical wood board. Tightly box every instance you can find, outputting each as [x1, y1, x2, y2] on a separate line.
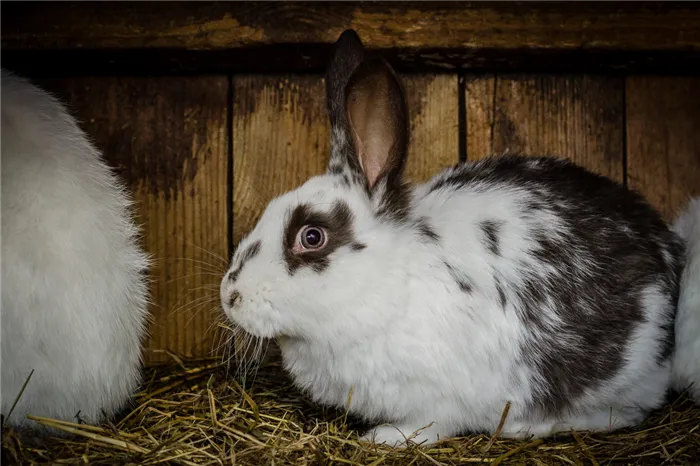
[36, 77, 229, 364]
[403, 75, 459, 183]
[465, 74, 625, 182]
[232, 76, 329, 245]
[626, 77, 700, 220]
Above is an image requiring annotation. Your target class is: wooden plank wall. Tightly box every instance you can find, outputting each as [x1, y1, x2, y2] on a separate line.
[36, 72, 700, 364]
[5, 2, 700, 74]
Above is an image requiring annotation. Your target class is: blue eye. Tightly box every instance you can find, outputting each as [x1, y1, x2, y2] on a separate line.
[300, 226, 326, 249]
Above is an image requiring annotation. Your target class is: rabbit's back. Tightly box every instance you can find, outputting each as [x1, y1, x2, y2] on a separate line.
[414, 154, 684, 416]
[1, 71, 149, 430]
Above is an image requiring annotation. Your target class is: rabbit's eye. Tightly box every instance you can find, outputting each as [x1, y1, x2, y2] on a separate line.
[298, 226, 327, 250]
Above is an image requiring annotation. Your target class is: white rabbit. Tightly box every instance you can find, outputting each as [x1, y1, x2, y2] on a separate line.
[219, 30, 700, 447]
[671, 198, 700, 402]
[1, 70, 150, 433]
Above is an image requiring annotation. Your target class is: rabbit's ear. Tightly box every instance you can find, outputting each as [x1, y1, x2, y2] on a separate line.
[344, 57, 409, 191]
[326, 30, 366, 181]
[326, 29, 409, 199]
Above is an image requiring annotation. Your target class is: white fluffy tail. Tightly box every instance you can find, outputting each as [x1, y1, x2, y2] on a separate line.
[672, 197, 700, 401]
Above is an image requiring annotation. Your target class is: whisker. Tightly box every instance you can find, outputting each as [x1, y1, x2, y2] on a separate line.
[177, 259, 227, 274]
[182, 304, 221, 332]
[169, 294, 220, 319]
[206, 318, 227, 353]
[234, 168, 272, 206]
[149, 255, 223, 267]
[163, 273, 224, 285]
[237, 332, 256, 384]
[167, 284, 220, 310]
[149, 257, 227, 278]
[212, 331, 232, 357]
[172, 234, 229, 266]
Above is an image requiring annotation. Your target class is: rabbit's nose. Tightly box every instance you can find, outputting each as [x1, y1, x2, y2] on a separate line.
[227, 290, 242, 309]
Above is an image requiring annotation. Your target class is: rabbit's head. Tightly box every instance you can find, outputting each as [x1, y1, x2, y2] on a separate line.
[220, 30, 418, 342]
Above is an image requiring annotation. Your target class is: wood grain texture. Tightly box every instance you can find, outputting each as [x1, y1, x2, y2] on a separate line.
[232, 76, 330, 244]
[403, 75, 460, 183]
[4, 2, 700, 75]
[465, 74, 625, 182]
[5, 2, 699, 51]
[36, 77, 229, 364]
[626, 77, 700, 220]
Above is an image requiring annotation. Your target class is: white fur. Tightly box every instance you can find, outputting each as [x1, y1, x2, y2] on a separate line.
[1, 70, 150, 432]
[222, 171, 675, 447]
[671, 197, 700, 401]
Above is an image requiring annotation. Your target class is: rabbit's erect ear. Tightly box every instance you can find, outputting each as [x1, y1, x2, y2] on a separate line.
[344, 57, 408, 191]
[325, 30, 409, 192]
[326, 30, 366, 180]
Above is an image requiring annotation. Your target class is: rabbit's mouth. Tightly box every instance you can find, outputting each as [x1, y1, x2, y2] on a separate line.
[224, 299, 287, 341]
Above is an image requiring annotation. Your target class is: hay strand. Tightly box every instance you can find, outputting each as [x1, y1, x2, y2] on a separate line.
[2, 369, 34, 428]
[2, 357, 699, 465]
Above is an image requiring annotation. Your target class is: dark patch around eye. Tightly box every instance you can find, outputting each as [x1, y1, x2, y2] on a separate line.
[444, 261, 473, 294]
[283, 200, 363, 274]
[415, 216, 440, 243]
[481, 219, 503, 256]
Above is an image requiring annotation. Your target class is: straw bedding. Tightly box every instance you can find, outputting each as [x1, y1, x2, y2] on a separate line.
[2, 355, 699, 466]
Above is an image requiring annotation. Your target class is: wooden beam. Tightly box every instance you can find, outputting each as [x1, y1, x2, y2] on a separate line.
[3, 2, 700, 75]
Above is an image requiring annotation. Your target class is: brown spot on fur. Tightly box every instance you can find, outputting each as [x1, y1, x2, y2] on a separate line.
[415, 216, 440, 243]
[283, 200, 362, 274]
[444, 261, 473, 294]
[481, 219, 504, 256]
[375, 182, 412, 224]
[495, 276, 507, 309]
[328, 164, 345, 176]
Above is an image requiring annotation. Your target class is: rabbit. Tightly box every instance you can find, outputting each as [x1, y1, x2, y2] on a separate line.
[671, 198, 700, 402]
[1, 69, 150, 434]
[219, 30, 700, 447]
